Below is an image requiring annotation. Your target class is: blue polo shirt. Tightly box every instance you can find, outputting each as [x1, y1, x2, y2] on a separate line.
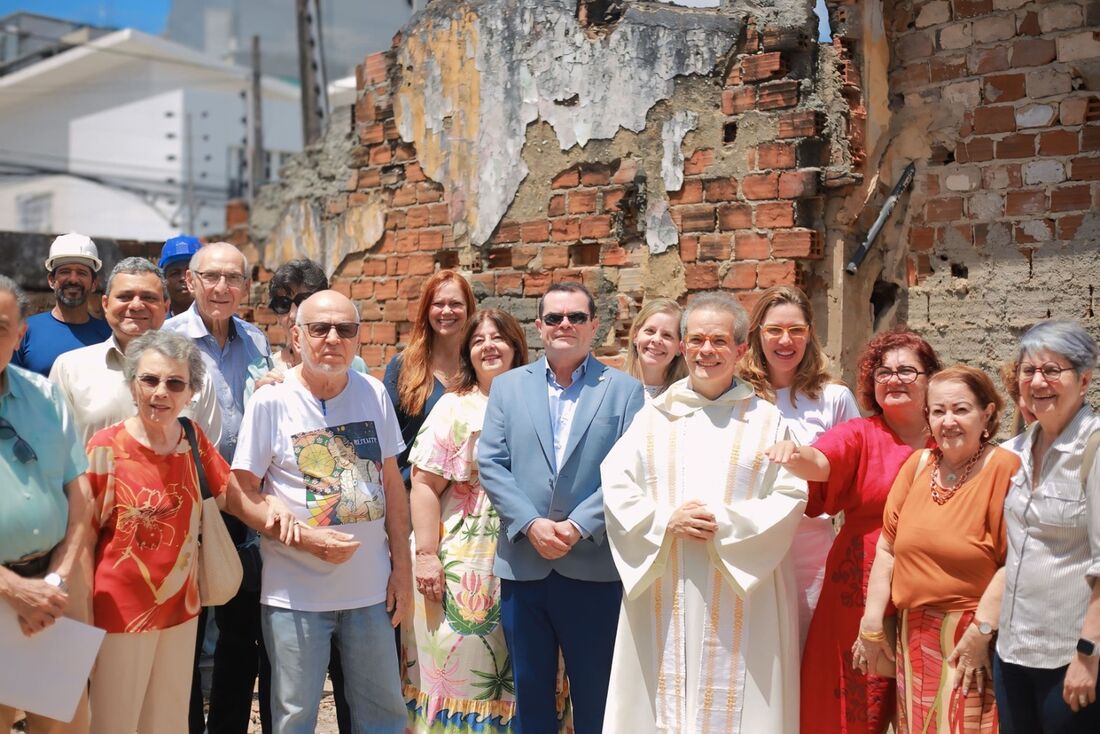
[163, 303, 270, 461]
[0, 364, 86, 564]
[12, 311, 112, 376]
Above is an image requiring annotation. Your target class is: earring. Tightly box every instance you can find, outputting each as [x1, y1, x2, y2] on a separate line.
[982, 428, 989, 440]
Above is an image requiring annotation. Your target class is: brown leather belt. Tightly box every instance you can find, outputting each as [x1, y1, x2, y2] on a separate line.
[2, 549, 52, 578]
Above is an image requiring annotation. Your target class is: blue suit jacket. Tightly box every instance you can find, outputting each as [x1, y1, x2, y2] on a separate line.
[479, 355, 644, 582]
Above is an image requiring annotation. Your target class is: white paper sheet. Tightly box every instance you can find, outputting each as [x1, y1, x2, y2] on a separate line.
[0, 603, 104, 722]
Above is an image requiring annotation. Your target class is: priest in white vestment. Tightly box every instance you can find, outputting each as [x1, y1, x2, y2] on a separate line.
[600, 291, 807, 734]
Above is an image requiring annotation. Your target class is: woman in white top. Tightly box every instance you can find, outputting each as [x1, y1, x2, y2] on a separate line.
[623, 298, 687, 400]
[737, 285, 860, 651]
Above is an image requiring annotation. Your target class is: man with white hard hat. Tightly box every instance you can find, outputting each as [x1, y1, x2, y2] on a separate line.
[12, 233, 111, 376]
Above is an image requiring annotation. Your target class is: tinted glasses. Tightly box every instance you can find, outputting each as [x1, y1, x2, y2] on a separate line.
[270, 291, 314, 315]
[0, 417, 37, 464]
[136, 374, 190, 393]
[303, 322, 360, 339]
[541, 311, 590, 327]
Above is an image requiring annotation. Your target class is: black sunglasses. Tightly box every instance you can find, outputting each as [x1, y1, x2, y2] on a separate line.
[0, 417, 37, 464]
[270, 292, 315, 315]
[541, 311, 591, 327]
[136, 374, 190, 393]
[303, 321, 361, 339]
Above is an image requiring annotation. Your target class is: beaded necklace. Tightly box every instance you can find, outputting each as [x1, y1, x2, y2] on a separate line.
[930, 443, 986, 505]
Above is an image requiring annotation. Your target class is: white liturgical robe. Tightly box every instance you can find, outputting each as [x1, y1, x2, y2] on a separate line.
[600, 378, 806, 734]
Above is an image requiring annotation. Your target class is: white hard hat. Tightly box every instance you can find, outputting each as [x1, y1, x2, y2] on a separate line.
[44, 232, 102, 273]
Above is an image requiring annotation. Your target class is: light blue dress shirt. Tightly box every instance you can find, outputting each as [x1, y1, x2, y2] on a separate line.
[0, 365, 86, 563]
[546, 356, 590, 474]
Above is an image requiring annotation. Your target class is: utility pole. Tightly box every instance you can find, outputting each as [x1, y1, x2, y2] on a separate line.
[296, 0, 329, 145]
[247, 34, 265, 201]
[183, 111, 195, 231]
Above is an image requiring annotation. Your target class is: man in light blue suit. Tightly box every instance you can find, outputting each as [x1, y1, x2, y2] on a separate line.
[479, 282, 644, 733]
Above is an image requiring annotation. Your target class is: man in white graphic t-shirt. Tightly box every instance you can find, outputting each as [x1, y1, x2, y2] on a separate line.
[227, 290, 411, 734]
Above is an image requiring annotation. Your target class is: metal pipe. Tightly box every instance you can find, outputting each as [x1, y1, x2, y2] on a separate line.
[845, 161, 916, 275]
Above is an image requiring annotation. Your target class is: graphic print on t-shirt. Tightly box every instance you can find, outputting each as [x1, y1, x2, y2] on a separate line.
[292, 421, 386, 526]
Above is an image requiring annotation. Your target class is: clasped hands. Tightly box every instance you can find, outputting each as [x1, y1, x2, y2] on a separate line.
[527, 518, 582, 560]
[262, 494, 360, 565]
[668, 500, 717, 541]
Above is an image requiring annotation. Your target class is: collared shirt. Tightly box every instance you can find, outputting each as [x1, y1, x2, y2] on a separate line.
[546, 355, 590, 474]
[163, 304, 269, 461]
[0, 365, 86, 563]
[49, 335, 223, 449]
[998, 405, 1100, 668]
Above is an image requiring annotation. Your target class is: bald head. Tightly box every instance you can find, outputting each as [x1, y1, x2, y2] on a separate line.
[296, 290, 360, 325]
[190, 241, 248, 274]
[294, 290, 362, 376]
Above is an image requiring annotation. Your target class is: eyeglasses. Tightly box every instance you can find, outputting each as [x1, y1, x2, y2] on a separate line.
[270, 292, 314, 315]
[0, 417, 37, 464]
[136, 374, 190, 393]
[873, 366, 926, 384]
[760, 324, 810, 340]
[194, 270, 246, 288]
[541, 311, 590, 327]
[303, 322, 360, 339]
[1018, 362, 1072, 381]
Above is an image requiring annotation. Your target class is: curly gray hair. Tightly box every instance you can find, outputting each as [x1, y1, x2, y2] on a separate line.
[123, 330, 205, 392]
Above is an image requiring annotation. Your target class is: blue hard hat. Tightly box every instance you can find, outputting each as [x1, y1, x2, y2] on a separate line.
[159, 235, 202, 269]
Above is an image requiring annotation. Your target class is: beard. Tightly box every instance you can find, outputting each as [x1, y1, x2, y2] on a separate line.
[55, 283, 88, 307]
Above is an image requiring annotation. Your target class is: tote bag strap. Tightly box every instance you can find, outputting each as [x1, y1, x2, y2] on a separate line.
[179, 417, 213, 502]
[1081, 428, 1100, 492]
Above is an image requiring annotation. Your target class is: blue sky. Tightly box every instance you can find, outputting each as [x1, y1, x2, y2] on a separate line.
[0, 1, 170, 33]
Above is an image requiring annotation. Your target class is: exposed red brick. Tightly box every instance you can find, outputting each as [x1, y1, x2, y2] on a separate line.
[392, 185, 418, 207]
[550, 218, 580, 241]
[909, 226, 936, 251]
[490, 221, 520, 244]
[1005, 190, 1048, 216]
[735, 232, 770, 260]
[984, 73, 1026, 103]
[1051, 184, 1092, 212]
[551, 168, 579, 189]
[925, 197, 966, 222]
[364, 52, 388, 84]
[742, 173, 780, 200]
[722, 87, 757, 115]
[1014, 219, 1055, 244]
[956, 137, 995, 163]
[511, 244, 538, 268]
[428, 204, 449, 226]
[1059, 214, 1084, 240]
[360, 123, 385, 145]
[523, 272, 552, 295]
[756, 142, 796, 170]
[772, 229, 821, 258]
[368, 145, 391, 166]
[996, 134, 1037, 159]
[495, 272, 524, 296]
[973, 106, 1017, 134]
[698, 234, 733, 261]
[922, 173, 941, 197]
[953, 0, 991, 19]
[405, 163, 426, 183]
[602, 188, 626, 212]
[668, 179, 704, 205]
[704, 178, 739, 202]
[567, 189, 598, 214]
[740, 52, 786, 81]
[350, 280, 373, 300]
[405, 205, 431, 228]
[969, 47, 1009, 74]
[612, 158, 638, 184]
[757, 80, 800, 110]
[677, 205, 717, 232]
[679, 235, 699, 263]
[1039, 130, 1080, 157]
[893, 62, 931, 91]
[417, 183, 443, 203]
[1017, 11, 1039, 36]
[930, 56, 968, 83]
[777, 110, 823, 139]
[601, 246, 629, 267]
[684, 263, 720, 290]
[548, 194, 566, 217]
[419, 229, 445, 249]
[1070, 156, 1100, 180]
[580, 165, 611, 186]
[521, 221, 549, 242]
[982, 164, 1022, 189]
[757, 260, 797, 288]
[1083, 126, 1100, 153]
[684, 149, 715, 176]
[407, 254, 436, 276]
[718, 203, 753, 230]
[754, 202, 796, 228]
[721, 262, 758, 290]
[541, 246, 569, 269]
[579, 215, 612, 239]
[778, 169, 818, 199]
[1011, 38, 1056, 68]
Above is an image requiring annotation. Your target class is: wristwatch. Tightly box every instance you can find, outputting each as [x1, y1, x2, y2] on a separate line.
[43, 572, 68, 594]
[1077, 638, 1100, 657]
[974, 620, 995, 636]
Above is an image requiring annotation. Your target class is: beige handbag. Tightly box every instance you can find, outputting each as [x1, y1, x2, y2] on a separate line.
[181, 418, 243, 606]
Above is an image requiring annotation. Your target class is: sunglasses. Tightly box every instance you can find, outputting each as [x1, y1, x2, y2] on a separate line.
[541, 311, 591, 327]
[303, 322, 360, 339]
[270, 292, 314, 315]
[0, 417, 37, 464]
[136, 374, 190, 393]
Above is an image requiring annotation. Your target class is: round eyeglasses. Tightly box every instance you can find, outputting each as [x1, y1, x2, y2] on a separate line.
[872, 366, 926, 384]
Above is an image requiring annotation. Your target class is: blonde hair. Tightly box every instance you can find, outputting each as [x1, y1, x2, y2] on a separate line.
[738, 286, 833, 406]
[624, 298, 688, 393]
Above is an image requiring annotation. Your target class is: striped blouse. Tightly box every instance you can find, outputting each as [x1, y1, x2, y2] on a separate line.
[998, 405, 1100, 669]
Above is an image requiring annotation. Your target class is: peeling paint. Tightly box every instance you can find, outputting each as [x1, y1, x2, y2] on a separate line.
[265, 197, 386, 277]
[394, 0, 740, 245]
[661, 110, 699, 192]
[645, 198, 679, 254]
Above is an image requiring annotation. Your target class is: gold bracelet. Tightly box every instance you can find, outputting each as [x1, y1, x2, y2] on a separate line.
[859, 626, 887, 642]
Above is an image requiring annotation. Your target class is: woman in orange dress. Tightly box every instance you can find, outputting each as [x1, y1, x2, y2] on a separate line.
[855, 366, 1019, 733]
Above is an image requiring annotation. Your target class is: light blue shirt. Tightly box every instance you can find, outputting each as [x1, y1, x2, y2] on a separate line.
[0, 365, 86, 563]
[164, 303, 270, 461]
[546, 356, 590, 474]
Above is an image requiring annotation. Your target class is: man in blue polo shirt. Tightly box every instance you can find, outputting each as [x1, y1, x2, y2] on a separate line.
[13, 233, 111, 376]
[0, 274, 94, 734]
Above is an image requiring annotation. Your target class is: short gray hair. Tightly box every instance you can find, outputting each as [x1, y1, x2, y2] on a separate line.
[123, 330, 206, 392]
[1018, 320, 1098, 376]
[106, 257, 169, 300]
[0, 275, 30, 319]
[682, 291, 749, 345]
[190, 241, 249, 276]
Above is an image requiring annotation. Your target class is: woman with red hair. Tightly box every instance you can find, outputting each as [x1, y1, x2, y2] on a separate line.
[383, 271, 476, 485]
[767, 327, 942, 733]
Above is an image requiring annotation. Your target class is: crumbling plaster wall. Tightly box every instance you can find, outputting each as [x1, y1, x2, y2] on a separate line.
[251, 0, 848, 370]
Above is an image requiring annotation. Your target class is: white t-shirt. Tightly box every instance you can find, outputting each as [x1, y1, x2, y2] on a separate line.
[774, 382, 861, 446]
[232, 369, 405, 612]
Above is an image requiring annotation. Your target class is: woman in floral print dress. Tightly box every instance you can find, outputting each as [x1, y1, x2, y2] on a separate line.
[402, 309, 536, 733]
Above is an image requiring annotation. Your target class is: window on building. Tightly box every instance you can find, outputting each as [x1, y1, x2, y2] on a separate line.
[17, 192, 52, 233]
